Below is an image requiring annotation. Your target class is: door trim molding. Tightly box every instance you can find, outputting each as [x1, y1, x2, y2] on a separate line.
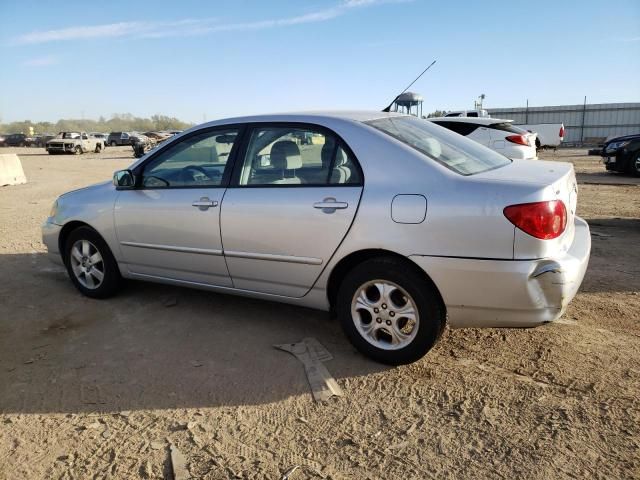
[120, 241, 223, 256]
[224, 250, 322, 265]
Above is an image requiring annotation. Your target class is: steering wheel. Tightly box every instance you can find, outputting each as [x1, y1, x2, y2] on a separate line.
[180, 165, 211, 183]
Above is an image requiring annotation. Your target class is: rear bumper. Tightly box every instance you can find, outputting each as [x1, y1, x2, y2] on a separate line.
[409, 216, 591, 328]
[42, 219, 64, 266]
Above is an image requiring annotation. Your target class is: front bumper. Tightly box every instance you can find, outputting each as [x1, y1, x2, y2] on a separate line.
[42, 219, 64, 266]
[409, 216, 591, 328]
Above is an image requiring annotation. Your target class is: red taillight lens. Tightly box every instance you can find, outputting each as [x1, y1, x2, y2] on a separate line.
[559, 125, 565, 139]
[503, 200, 567, 240]
[505, 134, 529, 146]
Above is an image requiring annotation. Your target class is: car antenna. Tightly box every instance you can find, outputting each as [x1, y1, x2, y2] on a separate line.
[382, 60, 436, 112]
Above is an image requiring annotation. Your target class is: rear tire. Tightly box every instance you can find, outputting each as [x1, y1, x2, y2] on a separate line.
[110, 141, 117, 147]
[63, 226, 122, 299]
[95, 143, 102, 153]
[336, 257, 445, 365]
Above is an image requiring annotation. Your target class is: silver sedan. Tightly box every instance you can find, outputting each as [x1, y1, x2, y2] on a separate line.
[42, 112, 591, 365]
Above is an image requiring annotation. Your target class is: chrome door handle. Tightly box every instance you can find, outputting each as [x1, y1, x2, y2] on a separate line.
[313, 198, 348, 213]
[192, 197, 218, 210]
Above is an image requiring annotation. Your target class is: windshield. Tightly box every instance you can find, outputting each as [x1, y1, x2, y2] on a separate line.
[62, 132, 80, 139]
[365, 116, 511, 175]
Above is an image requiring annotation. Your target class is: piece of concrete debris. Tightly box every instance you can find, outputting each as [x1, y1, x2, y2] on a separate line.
[150, 441, 165, 450]
[163, 296, 178, 307]
[274, 337, 343, 402]
[169, 443, 189, 480]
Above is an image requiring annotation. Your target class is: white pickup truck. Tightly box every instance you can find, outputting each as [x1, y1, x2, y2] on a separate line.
[45, 132, 105, 155]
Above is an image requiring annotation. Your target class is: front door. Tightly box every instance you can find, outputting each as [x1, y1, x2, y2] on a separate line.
[221, 124, 363, 297]
[114, 127, 241, 286]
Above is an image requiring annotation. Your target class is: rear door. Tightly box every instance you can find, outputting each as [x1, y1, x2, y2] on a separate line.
[220, 123, 363, 297]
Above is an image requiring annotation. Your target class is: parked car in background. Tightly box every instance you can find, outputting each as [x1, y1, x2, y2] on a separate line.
[0, 134, 7, 146]
[601, 133, 640, 176]
[107, 132, 131, 146]
[42, 112, 589, 365]
[517, 123, 565, 149]
[429, 117, 537, 160]
[4, 133, 28, 147]
[46, 132, 104, 154]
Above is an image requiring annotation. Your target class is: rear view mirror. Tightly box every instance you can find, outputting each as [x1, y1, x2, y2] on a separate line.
[113, 170, 135, 189]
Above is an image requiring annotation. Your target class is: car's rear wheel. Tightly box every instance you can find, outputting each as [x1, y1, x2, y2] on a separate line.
[110, 141, 116, 146]
[630, 152, 640, 177]
[336, 257, 445, 365]
[64, 226, 122, 298]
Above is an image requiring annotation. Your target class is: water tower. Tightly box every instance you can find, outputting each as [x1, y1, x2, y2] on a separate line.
[390, 92, 424, 117]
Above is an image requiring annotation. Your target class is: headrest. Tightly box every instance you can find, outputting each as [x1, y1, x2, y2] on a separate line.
[271, 140, 302, 170]
[321, 138, 336, 168]
[422, 138, 442, 158]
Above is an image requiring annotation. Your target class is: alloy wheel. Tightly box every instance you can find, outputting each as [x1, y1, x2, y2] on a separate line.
[351, 280, 420, 350]
[69, 239, 104, 289]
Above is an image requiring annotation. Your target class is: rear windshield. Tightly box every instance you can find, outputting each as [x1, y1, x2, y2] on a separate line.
[489, 122, 526, 134]
[365, 116, 511, 175]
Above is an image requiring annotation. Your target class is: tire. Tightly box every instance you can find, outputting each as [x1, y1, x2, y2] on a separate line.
[629, 152, 640, 177]
[336, 256, 445, 365]
[63, 226, 122, 299]
[94, 143, 102, 153]
[535, 138, 541, 150]
[110, 141, 117, 147]
[74, 146, 82, 155]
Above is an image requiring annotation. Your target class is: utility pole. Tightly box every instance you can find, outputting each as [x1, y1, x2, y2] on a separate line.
[580, 96, 587, 145]
[525, 99, 529, 124]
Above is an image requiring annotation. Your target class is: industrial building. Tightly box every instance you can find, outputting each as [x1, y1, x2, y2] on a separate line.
[486, 102, 640, 145]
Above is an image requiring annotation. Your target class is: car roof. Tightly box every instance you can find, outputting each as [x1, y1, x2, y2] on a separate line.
[198, 110, 406, 128]
[429, 117, 512, 125]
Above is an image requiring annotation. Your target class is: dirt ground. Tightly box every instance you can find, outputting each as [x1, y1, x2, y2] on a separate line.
[0, 146, 638, 479]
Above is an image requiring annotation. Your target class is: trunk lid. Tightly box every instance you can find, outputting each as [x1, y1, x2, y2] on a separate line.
[475, 159, 578, 259]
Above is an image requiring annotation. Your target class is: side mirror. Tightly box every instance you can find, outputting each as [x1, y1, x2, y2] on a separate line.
[113, 170, 135, 189]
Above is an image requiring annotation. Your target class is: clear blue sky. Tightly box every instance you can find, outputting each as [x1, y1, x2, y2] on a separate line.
[1, 0, 638, 123]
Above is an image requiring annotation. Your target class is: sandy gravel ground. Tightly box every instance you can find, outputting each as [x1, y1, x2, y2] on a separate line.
[0, 146, 638, 479]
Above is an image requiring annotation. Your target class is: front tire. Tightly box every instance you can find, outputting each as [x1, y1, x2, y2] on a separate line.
[336, 257, 445, 365]
[94, 143, 102, 153]
[63, 226, 122, 299]
[629, 152, 640, 177]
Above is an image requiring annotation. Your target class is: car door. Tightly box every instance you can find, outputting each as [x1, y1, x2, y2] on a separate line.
[114, 126, 242, 286]
[220, 123, 363, 297]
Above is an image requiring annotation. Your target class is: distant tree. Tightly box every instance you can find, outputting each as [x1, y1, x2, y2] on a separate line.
[427, 110, 447, 118]
[0, 114, 194, 135]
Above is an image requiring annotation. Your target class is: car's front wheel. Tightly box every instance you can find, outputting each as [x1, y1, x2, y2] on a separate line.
[337, 257, 445, 365]
[64, 226, 122, 298]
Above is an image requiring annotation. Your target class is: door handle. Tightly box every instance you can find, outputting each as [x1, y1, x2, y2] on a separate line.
[313, 198, 348, 213]
[192, 197, 218, 210]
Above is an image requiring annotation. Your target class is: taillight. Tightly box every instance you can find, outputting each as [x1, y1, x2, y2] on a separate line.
[559, 125, 565, 139]
[505, 134, 529, 146]
[503, 200, 567, 240]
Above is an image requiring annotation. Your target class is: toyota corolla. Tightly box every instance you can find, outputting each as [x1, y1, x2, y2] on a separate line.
[42, 112, 591, 365]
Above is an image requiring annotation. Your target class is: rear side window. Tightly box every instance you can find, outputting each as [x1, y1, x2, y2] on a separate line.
[432, 121, 479, 136]
[466, 112, 478, 117]
[489, 122, 525, 134]
[237, 126, 362, 186]
[365, 116, 511, 176]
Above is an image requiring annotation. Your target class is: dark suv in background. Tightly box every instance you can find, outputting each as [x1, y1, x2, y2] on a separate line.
[107, 132, 131, 146]
[601, 134, 640, 176]
[4, 133, 28, 147]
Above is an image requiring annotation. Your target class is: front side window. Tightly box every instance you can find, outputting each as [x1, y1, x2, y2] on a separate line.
[366, 116, 511, 175]
[238, 126, 362, 186]
[141, 128, 239, 188]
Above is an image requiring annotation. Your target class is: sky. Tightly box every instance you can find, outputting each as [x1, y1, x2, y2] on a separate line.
[0, 0, 638, 124]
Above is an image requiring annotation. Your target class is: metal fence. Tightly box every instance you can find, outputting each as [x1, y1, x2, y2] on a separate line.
[486, 102, 640, 145]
